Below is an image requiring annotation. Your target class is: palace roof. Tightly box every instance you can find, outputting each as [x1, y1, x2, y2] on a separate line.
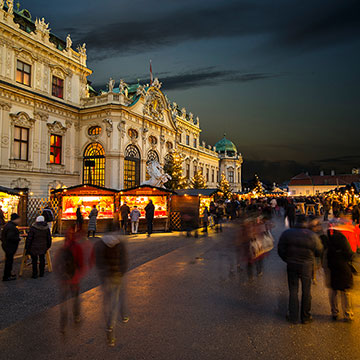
[289, 173, 360, 186]
[214, 135, 237, 154]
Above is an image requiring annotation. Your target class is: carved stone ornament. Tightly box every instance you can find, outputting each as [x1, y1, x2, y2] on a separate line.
[47, 120, 67, 135]
[48, 180, 64, 190]
[143, 89, 166, 122]
[103, 118, 113, 137]
[6, 0, 13, 15]
[181, 107, 187, 119]
[0, 101, 11, 111]
[10, 112, 35, 128]
[10, 177, 31, 189]
[152, 78, 162, 90]
[136, 85, 147, 98]
[14, 48, 37, 64]
[35, 18, 50, 39]
[33, 110, 49, 122]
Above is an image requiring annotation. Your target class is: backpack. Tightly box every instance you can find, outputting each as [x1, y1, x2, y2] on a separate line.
[55, 246, 76, 281]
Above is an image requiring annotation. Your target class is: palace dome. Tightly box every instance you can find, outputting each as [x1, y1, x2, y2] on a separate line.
[215, 135, 237, 157]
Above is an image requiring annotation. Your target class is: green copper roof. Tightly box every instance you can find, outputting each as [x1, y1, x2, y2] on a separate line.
[214, 135, 237, 153]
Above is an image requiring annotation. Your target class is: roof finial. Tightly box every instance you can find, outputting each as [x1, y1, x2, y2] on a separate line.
[223, 132, 226, 138]
[16, 1, 20, 11]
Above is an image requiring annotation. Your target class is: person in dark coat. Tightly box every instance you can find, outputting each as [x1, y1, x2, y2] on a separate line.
[278, 216, 323, 324]
[88, 205, 98, 237]
[1, 213, 21, 281]
[94, 232, 128, 347]
[25, 215, 52, 278]
[120, 202, 131, 234]
[326, 229, 355, 321]
[42, 203, 55, 234]
[0, 205, 5, 227]
[145, 200, 155, 237]
[76, 206, 83, 231]
[285, 200, 296, 228]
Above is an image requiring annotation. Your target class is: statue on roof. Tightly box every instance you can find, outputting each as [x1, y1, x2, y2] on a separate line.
[181, 107, 187, 118]
[6, 0, 13, 14]
[35, 17, 50, 35]
[77, 43, 86, 56]
[152, 78, 162, 90]
[66, 34, 72, 50]
[136, 84, 147, 97]
[108, 78, 115, 93]
[195, 116, 200, 125]
[119, 79, 127, 94]
[189, 112, 194, 122]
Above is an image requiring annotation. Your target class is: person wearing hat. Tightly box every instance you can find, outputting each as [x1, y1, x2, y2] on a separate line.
[1, 213, 21, 281]
[25, 215, 52, 279]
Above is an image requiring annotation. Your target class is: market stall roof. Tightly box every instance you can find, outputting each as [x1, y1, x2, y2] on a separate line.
[352, 182, 360, 193]
[51, 184, 119, 196]
[175, 188, 220, 197]
[119, 185, 175, 195]
[0, 186, 21, 196]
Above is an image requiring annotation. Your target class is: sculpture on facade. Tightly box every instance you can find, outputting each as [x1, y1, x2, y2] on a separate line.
[66, 34, 72, 50]
[77, 43, 87, 56]
[35, 17, 50, 35]
[6, 0, 13, 14]
[141, 161, 171, 188]
[108, 78, 115, 92]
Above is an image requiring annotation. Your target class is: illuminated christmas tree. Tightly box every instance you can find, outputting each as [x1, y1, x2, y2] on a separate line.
[218, 172, 232, 198]
[253, 174, 264, 195]
[190, 170, 207, 189]
[164, 150, 187, 190]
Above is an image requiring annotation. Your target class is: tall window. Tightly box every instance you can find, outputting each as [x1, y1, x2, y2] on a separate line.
[124, 145, 140, 189]
[206, 168, 209, 182]
[194, 165, 197, 176]
[52, 76, 64, 99]
[146, 150, 159, 180]
[83, 143, 105, 186]
[50, 134, 62, 164]
[16, 60, 31, 86]
[228, 170, 234, 183]
[186, 135, 190, 146]
[13, 126, 29, 160]
[238, 170, 241, 183]
[186, 164, 190, 179]
[212, 169, 215, 183]
[193, 138, 197, 148]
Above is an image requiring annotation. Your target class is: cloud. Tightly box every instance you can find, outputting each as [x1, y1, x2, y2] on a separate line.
[92, 67, 279, 91]
[72, 0, 360, 58]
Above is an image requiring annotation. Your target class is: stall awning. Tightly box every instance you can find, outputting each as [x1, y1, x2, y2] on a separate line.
[0, 186, 21, 196]
[119, 185, 175, 196]
[51, 184, 119, 196]
[175, 188, 220, 197]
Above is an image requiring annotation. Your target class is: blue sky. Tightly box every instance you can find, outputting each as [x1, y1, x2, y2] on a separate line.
[17, 0, 360, 179]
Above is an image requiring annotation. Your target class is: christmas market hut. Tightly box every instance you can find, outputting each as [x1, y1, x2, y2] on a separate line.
[119, 185, 174, 232]
[0, 186, 26, 225]
[51, 184, 119, 234]
[171, 188, 221, 231]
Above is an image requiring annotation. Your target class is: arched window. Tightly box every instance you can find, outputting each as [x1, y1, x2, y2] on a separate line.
[166, 141, 173, 150]
[146, 150, 160, 180]
[124, 145, 140, 189]
[164, 153, 173, 166]
[83, 143, 105, 186]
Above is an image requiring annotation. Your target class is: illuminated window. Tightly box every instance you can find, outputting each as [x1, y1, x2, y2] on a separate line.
[50, 134, 62, 164]
[16, 60, 31, 86]
[88, 126, 102, 136]
[13, 126, 29, 160]
[128, 128, 138, 139]
[83, 143, 105, 186]
[124, 145, 140, 189]
[149, 135, 157, 145]
[146, 150, 159, 180]
[52, 76, 64, 98]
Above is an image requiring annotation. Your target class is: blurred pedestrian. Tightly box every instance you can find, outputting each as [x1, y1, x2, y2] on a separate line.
[351, 205, 360, 225]
[76, 205, 83, 231]
[216, 202, 225, 232]
[145, 200, 155, 237]
[0, 205, 5, 239]
[94, 231, 128, 347]
[278, 216, 323, 324]
[88, 205, 98, 237]
[120, 202, 130, 234]
[209, 201, 216, 227]
[42, 203, 55, 234]
[54, 226, 86, 334]
[326, 228, 355, 321]
[202, 206, 209, 233]
[25, 215, 52, 279]
[285, 199, 296, 228]
[130, 206, 141, 234]
[323, 198, 331, 221]
[1, 213, 21, 281]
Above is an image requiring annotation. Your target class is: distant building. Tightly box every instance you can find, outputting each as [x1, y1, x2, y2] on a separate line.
[288, 172, 360, 196]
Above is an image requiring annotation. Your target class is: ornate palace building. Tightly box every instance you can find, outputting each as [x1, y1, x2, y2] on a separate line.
[0, 3, 242, 196]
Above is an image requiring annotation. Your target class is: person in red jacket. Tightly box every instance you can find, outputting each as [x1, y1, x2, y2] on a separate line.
[54, 226, 86, 334]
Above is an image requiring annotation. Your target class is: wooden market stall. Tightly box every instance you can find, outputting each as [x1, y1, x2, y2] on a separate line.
[0, 186, 27, 225]
[119, 185, 174, 232]
[51, 184, 119, 234]
[171, 188, 221, 231]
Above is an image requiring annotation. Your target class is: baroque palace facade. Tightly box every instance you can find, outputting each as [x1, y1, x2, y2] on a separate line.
[0, 3, 242, 196]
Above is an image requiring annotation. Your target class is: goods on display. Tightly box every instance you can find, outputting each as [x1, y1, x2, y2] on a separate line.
[0, 192, 19, 221]
[62, 195, 114, 220]
[199, 197, 211, 216]
[121, 195, 167, 218]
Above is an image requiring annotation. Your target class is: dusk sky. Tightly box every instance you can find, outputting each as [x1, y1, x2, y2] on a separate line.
[20, 0, 360, 181]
